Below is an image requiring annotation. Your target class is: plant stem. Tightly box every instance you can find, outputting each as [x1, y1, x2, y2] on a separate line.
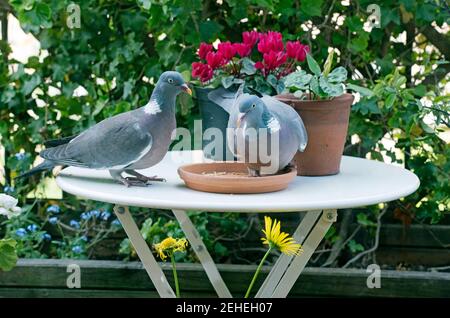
[171, 254, 180, 298]
[244, 247, 272, 298]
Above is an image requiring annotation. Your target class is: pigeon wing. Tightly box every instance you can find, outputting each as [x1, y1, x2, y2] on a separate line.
[40, 113, 153, 169]
[261, 95, 308, 151]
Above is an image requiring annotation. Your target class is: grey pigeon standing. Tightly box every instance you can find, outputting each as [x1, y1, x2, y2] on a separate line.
[18, 71, 192, 186]
[209, 89, 307, 176]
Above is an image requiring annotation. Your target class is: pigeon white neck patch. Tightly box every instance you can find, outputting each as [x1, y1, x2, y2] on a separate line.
[144, 99, 162, 115]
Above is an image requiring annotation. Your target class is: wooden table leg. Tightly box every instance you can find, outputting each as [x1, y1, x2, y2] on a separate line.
[256, 210, 323, 298]
[113, 205, 176, 298]
[271, 209, 338, 298]
[172, 209, 232, 298]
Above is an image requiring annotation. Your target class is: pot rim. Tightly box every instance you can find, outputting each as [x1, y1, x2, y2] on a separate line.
[275, 92, 354, 104]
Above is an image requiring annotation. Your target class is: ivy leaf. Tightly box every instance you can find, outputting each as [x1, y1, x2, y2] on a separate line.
[34, 2, 52, 22]
[348, 35, 369, 53]
[22, 74, 41, 95]
[348, 240, 364, 253]
[0, 239, 18, 272]
[347, 83, 373, 97]
[306, 54, 321, 76]
[328, 67, 347, 83]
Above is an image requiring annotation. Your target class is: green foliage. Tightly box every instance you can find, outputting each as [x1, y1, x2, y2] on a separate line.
[284, 52, 373, 99]
[0, 238, 18, 271]
[350, 70, 450, 224]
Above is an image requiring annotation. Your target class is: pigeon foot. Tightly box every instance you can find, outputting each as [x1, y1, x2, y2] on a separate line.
[121, 178, 150, 187]
[125, 170, 166, 182]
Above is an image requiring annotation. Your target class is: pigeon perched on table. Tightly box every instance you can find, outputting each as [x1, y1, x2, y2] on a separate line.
[209, 89, 307, 176]
[18, 71, 192, 187]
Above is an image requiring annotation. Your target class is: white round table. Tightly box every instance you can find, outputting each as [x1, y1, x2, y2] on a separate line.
[56, 150, 419, 298]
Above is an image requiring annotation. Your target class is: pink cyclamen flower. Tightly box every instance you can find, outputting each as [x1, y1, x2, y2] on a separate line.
[262, 51, 287, 70]
[257, 31, 284, 54]
[242, 31, 259, 47]
[254, 61, 264, 69]
[192, 62, 214, 82]
[198, 42, 213, 60]
[217, 41, 237, 60]
[286, 41, 310, 62]
[206, 51, 225, 69]
[234, 43, 252, 58]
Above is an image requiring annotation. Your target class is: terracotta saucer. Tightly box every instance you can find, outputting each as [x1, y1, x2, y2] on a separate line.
[177, 162, 297, 194]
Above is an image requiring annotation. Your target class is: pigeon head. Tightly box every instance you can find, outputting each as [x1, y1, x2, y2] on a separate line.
[156, 71, 192, 96]
[236, 94, 266, 127]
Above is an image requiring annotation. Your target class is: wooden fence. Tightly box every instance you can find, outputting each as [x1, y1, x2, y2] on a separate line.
[0, 259, 449, 298]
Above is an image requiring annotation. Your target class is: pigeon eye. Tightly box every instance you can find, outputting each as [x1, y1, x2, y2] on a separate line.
[252, 104, 256, 108]
[168, 78, 174, 84]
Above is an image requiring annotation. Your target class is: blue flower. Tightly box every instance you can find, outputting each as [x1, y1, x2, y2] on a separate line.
[111, 219, 121, 227]
[3, 186, 14, 194]
[100, 211, 111, 221]
[15, 228, 27, 237]
[70, 220, 80, 229]
[14, 153, 26, 160]
[41, 233, 52, 241]
[80, 212, 91, 220]
[46, 205, 60, 214]
[72, 245, 83, 254]
[48, 216, 58, 225]
[26, 224, 38, 232]
[80, 235, 89, 242]
[90, 210, 100, 218]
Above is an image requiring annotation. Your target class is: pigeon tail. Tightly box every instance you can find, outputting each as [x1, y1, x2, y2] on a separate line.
[16, 160, 55, 179]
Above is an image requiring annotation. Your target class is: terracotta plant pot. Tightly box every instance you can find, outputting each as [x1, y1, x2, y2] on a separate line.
[275, 93, 354, 176]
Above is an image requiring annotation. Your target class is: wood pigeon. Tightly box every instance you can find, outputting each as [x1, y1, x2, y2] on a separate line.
[18, 71, 192, 186]
[209, 88, 308, 176]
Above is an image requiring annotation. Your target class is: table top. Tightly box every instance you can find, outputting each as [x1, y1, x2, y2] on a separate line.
[56, 150, 420, 213]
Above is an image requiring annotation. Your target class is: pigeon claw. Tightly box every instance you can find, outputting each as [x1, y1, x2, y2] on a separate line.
[145, 175, 167, 182]
[123, 177, 151, 187]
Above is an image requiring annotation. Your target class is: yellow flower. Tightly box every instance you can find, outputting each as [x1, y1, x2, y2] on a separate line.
[261, 216, 302, 256]
[154, 237, 188, 261]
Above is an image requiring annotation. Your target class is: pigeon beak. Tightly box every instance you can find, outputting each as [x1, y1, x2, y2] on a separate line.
[181, 83, 192, 95]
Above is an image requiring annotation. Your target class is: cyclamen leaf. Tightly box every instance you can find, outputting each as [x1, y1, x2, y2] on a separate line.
[266, 74, 278, 88]
[309, 76, 321, 96]
[276, 81, 285, 94]
[283, 71, 312, 90]
[328, 67, 348, 83]
[319, 76, 344, 97]
[222, 76, 234, 89]
[241, 58, 256, 75]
